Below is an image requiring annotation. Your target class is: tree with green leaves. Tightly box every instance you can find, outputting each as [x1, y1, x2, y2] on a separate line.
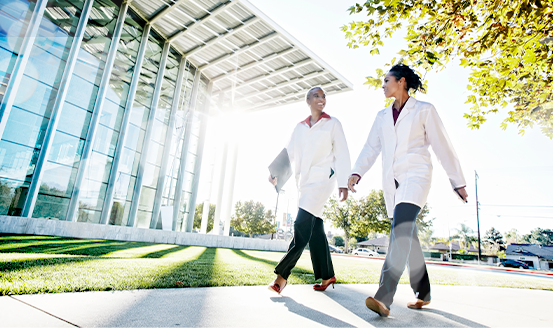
[343, 0, 553, 138]
[323, 197, 354, 253]
[522, 228, 553, 245]
[504, 228, 522, 244]
[332, 235, 345, 247]
[350, 189, 433, 237]
[193, 203, 216, 233]
[454, 223, 474, 249]
[230, 201, 276, 237]
[483, 227, 505, 253]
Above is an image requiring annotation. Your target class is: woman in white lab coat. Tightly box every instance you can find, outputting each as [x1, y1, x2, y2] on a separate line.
[348, 64, 468, 316]
[268, 86, 351, 294]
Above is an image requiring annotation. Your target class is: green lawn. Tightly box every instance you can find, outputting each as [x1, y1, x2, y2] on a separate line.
[1, 235, 552, 295]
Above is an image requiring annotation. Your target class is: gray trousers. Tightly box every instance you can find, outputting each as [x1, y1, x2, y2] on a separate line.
[375, 202, 431, 308]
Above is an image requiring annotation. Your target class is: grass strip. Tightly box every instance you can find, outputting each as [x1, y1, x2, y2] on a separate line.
[1, 235, 552, 295]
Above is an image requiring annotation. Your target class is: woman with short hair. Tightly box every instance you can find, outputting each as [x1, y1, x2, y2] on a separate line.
[348, 64, 468, 316]
[268, 86, 351, 294]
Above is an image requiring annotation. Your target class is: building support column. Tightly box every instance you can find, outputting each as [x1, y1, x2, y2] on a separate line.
[185, 81, 213, 232]
[172, 73, 201, 231]
[200, 160, 215, 234]
[0, 0, 48, 140]
[66, 1, 129, 222]
[212, 141, 229, 235]
[222, 139, 238, 236]
[150, 55, 187, 229]
[22, 0, 95, 217]
[128, 41, 170, 228]
[100, 23, 151, 225]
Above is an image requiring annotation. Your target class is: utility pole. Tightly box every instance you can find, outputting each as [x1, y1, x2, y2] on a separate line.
[475, 170, 482, 264]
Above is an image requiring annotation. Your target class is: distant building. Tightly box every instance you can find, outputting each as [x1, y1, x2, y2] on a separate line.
[506, 244, 553, 270]
[357, 236, 389, 254]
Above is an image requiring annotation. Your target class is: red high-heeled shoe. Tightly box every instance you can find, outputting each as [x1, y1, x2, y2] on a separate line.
[313, 276, 336, 291]
[268, 281, 286, 294]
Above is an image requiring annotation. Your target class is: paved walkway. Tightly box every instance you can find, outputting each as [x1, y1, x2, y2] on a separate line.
[2, 284, 552, 327]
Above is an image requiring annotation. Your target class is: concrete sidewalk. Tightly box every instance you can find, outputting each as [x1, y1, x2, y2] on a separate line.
[2, 284, 552, 327]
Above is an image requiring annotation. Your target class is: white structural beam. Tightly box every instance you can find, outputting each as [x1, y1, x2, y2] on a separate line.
[210, 44, 294, 82]
[167, 0, 239, 43]
[198, 32, 278, 70]
[244, 80, 344, 111]
[240, 70, 327, 101]
[215, 58, 313, 94]
[149, 0, 188, 24]
[185, 17, 260, 57]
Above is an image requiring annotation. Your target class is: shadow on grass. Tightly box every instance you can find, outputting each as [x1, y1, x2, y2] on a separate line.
[231, 249, 314, 284]
[0, 235, 171, 257]
[271, 296, 356, 327]
[140, 245, 190, 258]
[152, 247, 216, 288]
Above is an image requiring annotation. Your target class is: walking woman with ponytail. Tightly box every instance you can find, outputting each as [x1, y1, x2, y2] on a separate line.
[348, 64, 468, 317]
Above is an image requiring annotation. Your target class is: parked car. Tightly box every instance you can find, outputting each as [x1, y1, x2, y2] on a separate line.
[354, 248, 379, 257]
[498, 259, 529, 269]
[329, 245, 343, 253]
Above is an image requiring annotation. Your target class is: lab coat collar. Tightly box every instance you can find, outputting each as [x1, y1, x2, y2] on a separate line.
[394, 97, 417, 126]
[301, 112, 331, 127]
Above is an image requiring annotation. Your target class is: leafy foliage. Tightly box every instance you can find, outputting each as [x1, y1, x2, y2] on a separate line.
[484, 227, 505, 246]
[323, 197, 354, 253]
[343, 0, 553, 138]
[230, 201, 276, 237]
[454, 223, 475, 249]
[193, 203, 216, 233]
[332, 235, 345, 247]
[522, 228, 553, 245]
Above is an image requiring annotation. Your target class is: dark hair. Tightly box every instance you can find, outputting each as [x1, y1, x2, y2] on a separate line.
[388, 64, 425, 93]
[305, 86, 324, 101]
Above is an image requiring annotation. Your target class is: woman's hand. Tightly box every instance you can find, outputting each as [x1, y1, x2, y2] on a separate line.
[456, 187, 468, 203]
[268, 175, 277, 186]
[339, 188, 348, 202]
[348, 175, 360, 193]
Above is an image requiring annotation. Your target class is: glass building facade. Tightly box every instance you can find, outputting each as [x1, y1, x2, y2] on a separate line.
[0, 0, 211, 232]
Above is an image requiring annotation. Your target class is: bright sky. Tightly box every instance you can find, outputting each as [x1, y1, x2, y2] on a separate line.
[197, 0, 553, 239]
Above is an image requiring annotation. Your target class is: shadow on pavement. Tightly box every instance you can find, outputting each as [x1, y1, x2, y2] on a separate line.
[271, 296, 356, 327]
[323, 285, 489, 327]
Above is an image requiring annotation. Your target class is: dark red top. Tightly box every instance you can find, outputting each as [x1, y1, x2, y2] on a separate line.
[393, 97, 409, 125]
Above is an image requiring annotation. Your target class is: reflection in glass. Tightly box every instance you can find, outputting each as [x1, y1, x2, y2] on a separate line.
[0, 0, 84, 216]
[0, 0, 37, 103]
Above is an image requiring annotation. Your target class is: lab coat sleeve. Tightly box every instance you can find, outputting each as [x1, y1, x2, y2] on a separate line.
[425, 105, 466, 189]
[351, 116, 382, 178]
[332, 119, 351, 188]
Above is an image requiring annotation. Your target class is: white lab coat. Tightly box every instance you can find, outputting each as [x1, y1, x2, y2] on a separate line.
[351, 97, 466, 218]
[287, 114, 351, 218]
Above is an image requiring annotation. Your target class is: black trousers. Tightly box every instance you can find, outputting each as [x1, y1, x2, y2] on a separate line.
[274, 208, 334, 280]
[374, 202, 431, 308]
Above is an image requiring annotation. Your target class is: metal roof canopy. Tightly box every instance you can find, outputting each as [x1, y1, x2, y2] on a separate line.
[128, 0, 353, 112]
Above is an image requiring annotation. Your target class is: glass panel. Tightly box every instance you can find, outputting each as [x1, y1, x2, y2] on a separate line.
[56, 102, 91, 139]
[2, 107, 48, 148]
[108, 198, 125, 225]
[78, 178, 106, 210]
[180, 190, 190, 213]
[64, 73, 98, 110]
[184, 152, 196, 173]
[0, 0, 37, 103]
[89, 151, 112, 182]
[77, 207, 101, 223]
[92, 123, 118, 156]
[150, 118, 167, 143]
[125, 175, 135, 201]
[47, 131, 83, 167]
[112, 171, 130, 199]
[39, 161, 77, 197]
[138, 185, 155, 211]
[104, 8, 144, 108]
[147, 140, 163, 166]
[1, 0, 85, 216]
[32, 193, 69, 219]
[0, 177, 29, 216]
[182, 171, 193, 193]
[0, 140, 37, 181]
[142, 162, 159, 188]
[135, 209, 151, 229]
[99, 98, 124, 130]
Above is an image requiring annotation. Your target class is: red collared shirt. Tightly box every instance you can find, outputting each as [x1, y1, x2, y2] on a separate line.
[301, 112, 331, 127]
